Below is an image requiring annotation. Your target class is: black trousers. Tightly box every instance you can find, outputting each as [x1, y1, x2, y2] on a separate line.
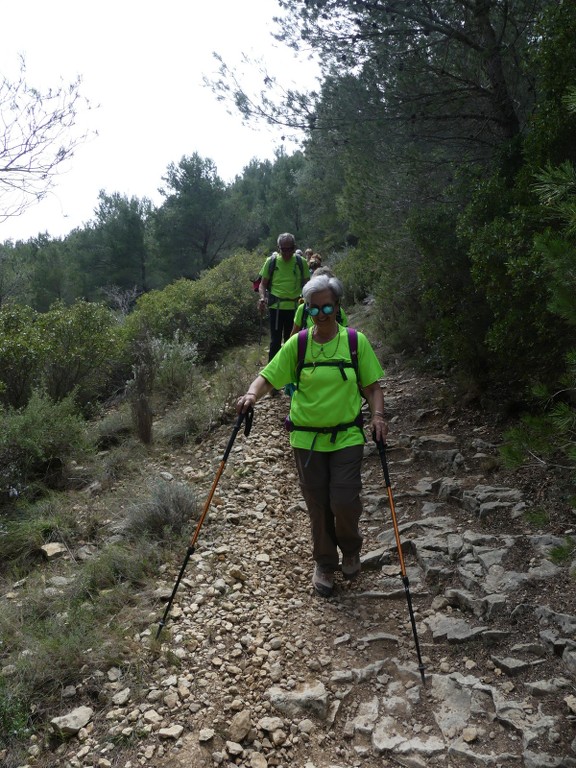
[268, 308, 295, 361]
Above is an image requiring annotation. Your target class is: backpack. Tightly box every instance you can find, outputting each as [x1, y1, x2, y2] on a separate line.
[285, 327, 364, 454]
[251, 253, 305, 296]
[295, 327, 358, 390]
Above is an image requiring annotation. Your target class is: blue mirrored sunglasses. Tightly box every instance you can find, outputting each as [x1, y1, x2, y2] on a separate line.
[307, 303, 335, 317]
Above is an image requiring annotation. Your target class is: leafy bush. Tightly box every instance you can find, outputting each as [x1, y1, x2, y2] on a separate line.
[0, 305, 43, 409]
[331, 246, 379, 304]
[500, 350, 576, 489]
[38, 299, 128, 409]
[0, 496, 84, 572]
[0, 391, 89, 497]
[126, 250, 263, 360]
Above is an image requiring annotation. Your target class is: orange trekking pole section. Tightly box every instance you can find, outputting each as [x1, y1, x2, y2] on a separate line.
[156, 408, 254, 640]
[375, 437, 426, 685]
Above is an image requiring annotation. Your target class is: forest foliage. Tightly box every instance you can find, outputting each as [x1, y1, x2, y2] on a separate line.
[0, 0, 575, 489]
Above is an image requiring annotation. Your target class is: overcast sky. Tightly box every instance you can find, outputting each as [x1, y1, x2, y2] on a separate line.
[0, 0, 319, 243]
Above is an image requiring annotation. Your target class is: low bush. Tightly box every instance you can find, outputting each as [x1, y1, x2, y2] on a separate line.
[0, 392, 90, 498]
[121, 480, 198, 541]
[0, 496, 82, 574]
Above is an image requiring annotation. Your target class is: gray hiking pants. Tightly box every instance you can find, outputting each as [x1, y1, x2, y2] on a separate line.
[293, 444, 364, 570]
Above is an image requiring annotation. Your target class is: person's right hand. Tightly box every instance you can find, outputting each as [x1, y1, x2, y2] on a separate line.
[237, 392, 256, 414]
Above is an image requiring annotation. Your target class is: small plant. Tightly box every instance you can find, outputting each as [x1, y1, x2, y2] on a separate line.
[524, 507, 550, 527]
[151, 331, 199, 401]
[92, 406, 133, 450]
[0, 496, 81, 573]
[549, 537, 576, 565]
[75, 541, 162, 596]
[121, 480, 198, 541]
[0, 678, 30, 748]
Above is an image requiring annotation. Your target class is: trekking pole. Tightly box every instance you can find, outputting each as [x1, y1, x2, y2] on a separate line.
[258, 303, 264, 346]
[156, 407, 254, 640]
[374, 437, 426, 685]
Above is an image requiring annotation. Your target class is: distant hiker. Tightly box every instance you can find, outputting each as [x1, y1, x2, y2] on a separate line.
[308, 253, 322, 275]
[238, 273, 387, 598]
[258, 233, 311, 366]
[304, 248, 314, 264]
[290, 266, 348, 336]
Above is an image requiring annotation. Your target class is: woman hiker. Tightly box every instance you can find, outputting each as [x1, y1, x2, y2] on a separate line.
[237, 273, 388, 597]
[290, 266, 349, 337]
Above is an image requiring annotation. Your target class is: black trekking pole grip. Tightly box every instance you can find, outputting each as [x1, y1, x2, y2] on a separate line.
[375, 435, 391, 488]
[223, 407, 253, 461]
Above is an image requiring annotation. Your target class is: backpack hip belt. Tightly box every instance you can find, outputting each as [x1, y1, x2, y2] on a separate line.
[284, 412, 364, 443]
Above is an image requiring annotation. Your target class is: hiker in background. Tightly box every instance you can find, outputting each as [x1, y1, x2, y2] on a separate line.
[291, 266, 348, 336]
[308, 253, 322, 275]
[258, 233, 310, 365]
[304, 248, 314, 265]
[238, 273, 387, 598]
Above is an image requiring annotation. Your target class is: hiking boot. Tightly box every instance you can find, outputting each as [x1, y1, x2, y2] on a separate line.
[312, 565, 334, 597]
[341, 553, 361, 581]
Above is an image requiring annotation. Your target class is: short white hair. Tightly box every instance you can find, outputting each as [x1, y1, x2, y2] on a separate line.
[302, 274, 343, 303]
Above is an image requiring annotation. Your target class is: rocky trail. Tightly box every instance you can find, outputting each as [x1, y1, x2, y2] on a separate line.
[24, 359, 576, 768]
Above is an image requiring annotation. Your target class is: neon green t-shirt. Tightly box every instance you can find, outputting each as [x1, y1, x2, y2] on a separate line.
[261, 254, 310, 310]
[293, 302, 349, 329]
[260, 326, 385, 451]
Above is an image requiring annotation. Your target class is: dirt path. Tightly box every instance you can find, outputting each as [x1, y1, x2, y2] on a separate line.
[31, 357, 576, 768]
[138, 361, 574, 768]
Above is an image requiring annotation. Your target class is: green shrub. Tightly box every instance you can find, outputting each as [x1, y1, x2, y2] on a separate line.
[126, 250, 262, 360]
[500, 353, 576, 479]
[0, 305, 43, 409]
[38, 299, 128, 409]
[331, 246, 379, 304]
[92, 406, 133, 450]
[0, 391, 89, 496]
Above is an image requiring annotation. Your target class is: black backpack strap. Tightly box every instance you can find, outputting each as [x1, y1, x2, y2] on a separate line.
[267, 254, 277, 293]
[295, 328, 308, 389]
[347, 328, 359, 382]
[296, 254, 305, 287]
